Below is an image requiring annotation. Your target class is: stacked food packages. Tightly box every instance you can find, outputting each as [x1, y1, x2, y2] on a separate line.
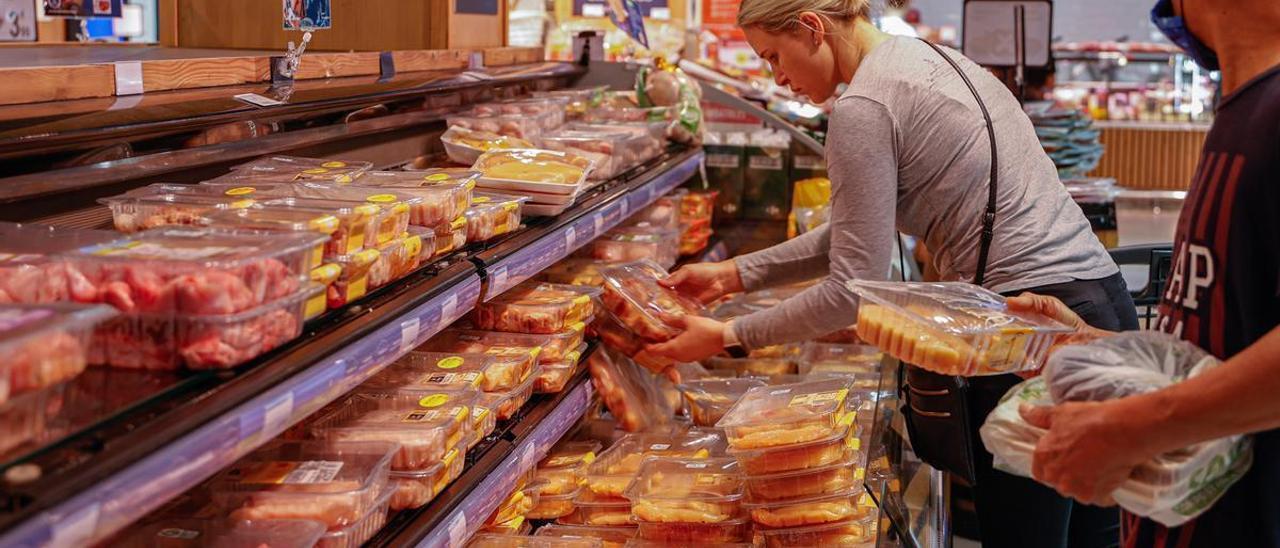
[679, 190, 717, 257]
[472, 151, 589, 218]
[527, 441, 603, 521]
[590, 225, 680, 269]
[483, 472, 544, 535]
[471, 282, 600, 394]
[587, 349, 680, 433]
[624, 457, 749, 543]
[597, 260, 705, 375]
[571, 431, 726, 527]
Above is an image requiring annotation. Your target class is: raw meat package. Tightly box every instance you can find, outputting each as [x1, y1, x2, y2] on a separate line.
[584, 103, 676, 125]
[308, 392, 470, 471]
[473, 149, 592, 196]
[798, 342, 883, 375]
[678, 378, 766, 427]
[473, 282, 599, 334]
[632, 519, 752, 544]
[429, 216, 468, 257]
[679, 222, 713, 256]
[0, 303, 116, 400]
[372, 350, 529, 392]
[101, 193, 256, 233]
[201, 207, 339, 266]
[680, 191, 718, 225]
[340, 171, 475, 227]
[743, 488, 876, 528]
[465, 193, 529, 242]
[0, 223, 121, 304]
[849, 281, 1071, 376]
[117, 518, 327, 548]
[469, 534, 603, 548]
[432, 325, 584, 365]
[539, 258, 609, 287]
[532, 85, 607, 118]
[446, 108, 551, 140]
[704, 357, 797, 380]
[583, 430, 726, 498]
[599, 260, 706, 343]
[541, 130, 634, 181]
[0, 382, 67, 457]
[568, 489, 635, 527]
[532, 440, 602, 514]
[625, 541, 751, 548]
[717, 377, 859, 450]
[317, 486, 394, 548]
[209, 440, 396, 529]
[388, 446, 463, 510]
[626, 457, 745, 524]
[67, 227, 326, 314]
[326, 249, 379, 309]
[402, 226, 440, 264]
[743, 455, 866, 501]
[628, 190, 684, 230]
[595, 307, 676, 374]
[591, 225, 679, 268]
[568, 122, 665, 166]
[535, 524, 636, 546]
[230, 184, 413, 246]
[980, 332, 1250, 527]
[756, 515, 879, 547]
[231, 155, 373, 183]
[441, 126, 537, 165]
[477, 97, 570, 129]
[587, 349, 679, 432]
[534, 344, 587, 394]
[368, 232, 423, 289]
[727, 421, 861, 477]
[477, 369, 538, 420]
[255, 197, 382, 257]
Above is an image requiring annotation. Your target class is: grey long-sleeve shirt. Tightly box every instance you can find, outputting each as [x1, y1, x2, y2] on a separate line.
[732, 37, 1118, 350]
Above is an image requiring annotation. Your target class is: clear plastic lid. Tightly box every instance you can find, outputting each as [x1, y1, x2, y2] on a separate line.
[307, 393, 470, 471]
[540, 258, 610, 287]
[465, 192, 529, 242]
[624, 457, 743, 502]
[346, 172, 474, 227]
[232, 156, 373, 183]
[376, 350, 525, 392]
[799, 343, 883, 372]
[0, 303, 117, 399]
[678, 378, 767, 427]
[755, 515, 878, 547]
[742, 487, 877, 528]
[848, 281, 1071, 376]
[541, 440, 604, 470]
[446, 110, 550, 141]
[716, 378, 860, 449]
[592, 226, 679, 268]
[100, 193, 258, 232]
[442, 125, 537, 150]
[117, 518, 327, 548]
[469, 534, 603, 548]
[201, 207, 341, 236]
[473, 149, 593, 187]
[535, 524, 636, 545]
[418, 330, 544, 379]
[599, 260, 706, 342]
[585, 432, 727, 498]
[728, 423, 861, 476]
[473, 282, 598, 334]
[477, 367, 539, 421]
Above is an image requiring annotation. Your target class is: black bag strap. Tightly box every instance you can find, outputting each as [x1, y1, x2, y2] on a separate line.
[919, 39, 999, 287]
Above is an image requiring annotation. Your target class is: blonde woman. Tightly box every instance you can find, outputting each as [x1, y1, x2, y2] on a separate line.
[647, 1, 1136, 546]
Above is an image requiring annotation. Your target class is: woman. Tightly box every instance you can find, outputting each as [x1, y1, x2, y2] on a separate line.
[646, 1, 1138, 547]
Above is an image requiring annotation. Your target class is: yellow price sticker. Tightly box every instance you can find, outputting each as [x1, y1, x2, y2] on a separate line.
[224, 186, 257, 196]
[472, 196, 491, 204]
[321, 161, 348, 168]
[419, 393, 450, 408]
[436, 356, 465, 370]
[303, 168, 331, 175]
[424, 173, 451, 182]
[366, 193, 398, 204]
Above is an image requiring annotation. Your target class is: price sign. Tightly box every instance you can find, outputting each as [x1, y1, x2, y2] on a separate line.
[283, 0, 331, 30]
[0, 0, 36, 42]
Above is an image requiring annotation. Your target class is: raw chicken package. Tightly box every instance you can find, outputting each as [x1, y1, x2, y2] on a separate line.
[441, 126, 537, 165]
[591, 225, 679, 268]
[446, 108, 552, 141]
[848, 281, 1071, 376]
[371, 350, 529, 393]
[464, 193, 529, 242]
[980, 332, 1252, 527]
[594, 305, 677, 375]
[0, 303, 116, 401]
[472, 282, 599, 334]
[625, 457, 745, 526]
[254, 197, 383, 257]
[100, 193, 256, 233]
[425, 325, 582, 365]
[472, 149, 593, 196]
[389, 446, 463, 510]
[477, 368, 538, 420]
[469, 534, 603, 548]
[532, 85, 607, 118]
[317, 485, 394, 548]
[568, 122, 665, 167]
[477, 97, 570, 129]
[798, 343, 884, 376]
[586, 349, 682, 433]
[230, 155, 373, 183]
[201, 207, 340, 266]
[755, 515, 879, 547]
[599, 260, 706, 343]
[534, 343, 587, 394]
[326, 248, 379, 309]
[678, 378, 767, 427]
[368, 232, 423, 289]
[535, 524, 635, 546]
[628, 190, 684, 230]
[308, 392, 471, 471]
[210, 440, 396, 529]
[583, 430, 727, 499]
[253, 183, 421, 237]
[539, 258, 609, 287]
[0, 223, 121, 305]
[338, 171, 475, 227]
[540, 130, 634, 181]
[116, 518, 327, 548]
[717, 377, 860, 450]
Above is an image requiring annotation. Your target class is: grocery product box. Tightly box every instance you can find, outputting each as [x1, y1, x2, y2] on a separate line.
[743, 144, 792, 221]
[703, 142, 745, 222]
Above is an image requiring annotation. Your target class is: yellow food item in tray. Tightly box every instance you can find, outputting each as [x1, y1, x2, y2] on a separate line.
[632, 499, 737, 524]
[476, 150, 591, 185]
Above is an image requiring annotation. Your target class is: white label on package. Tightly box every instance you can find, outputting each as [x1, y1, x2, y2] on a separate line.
[749, 155, 784, 171]
[447, 514, 468, 547]
[283, 460, 344, 484]
[706, 153, 741, 168]
[262, 392, 294, 437]
[400, 317, 420, 353]
[794, 155, 826, 170]
[235, 93, 285, 107]
[565, 225, 577, 249]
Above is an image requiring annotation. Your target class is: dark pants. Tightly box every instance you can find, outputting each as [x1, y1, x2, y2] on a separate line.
[969, 272, 1139, 548]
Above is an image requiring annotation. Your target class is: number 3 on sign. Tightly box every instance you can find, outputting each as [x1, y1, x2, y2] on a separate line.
[1, 1, 35, 42]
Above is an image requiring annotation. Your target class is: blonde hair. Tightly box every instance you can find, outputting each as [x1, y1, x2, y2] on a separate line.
[736, 0, 872, 33]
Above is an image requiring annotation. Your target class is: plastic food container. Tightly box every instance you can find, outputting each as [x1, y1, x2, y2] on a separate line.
[587, 347, 677, 432]
[117, 518, 327, 548]
[446, 109, 551, 141]
[540, 258, 609, 287]
[536, 524, 635, 547]
[757, 515, 878, 547]
[529, 488, 581, 520]
[201, 207, 339, 267]
[680, 191, 718, 224]
[567, 122, 665, 166]
[473, 149, 593, 196]
[246, 185, 415, 246]
[848, 281, 1071, 376]
[541, 130, 633, 181]
[536, 440, 602, 495]
[343, 171, 475, 227]
[474, 282, 599, 334]
[743, 456, 866, 501]
[592, 226, 679, 268]
[327, 249, 379, 309]
[631, 519, 752, 543]
[477, 369, 538, 420]
[569, 490, 634, 527]
[232, 156, 373, 183]
[480, 97, 569, 129]
[584, 104, 675, 124]
[0, 382, 67, 457]
[584, 432, 726, 498]
[430, 326, 583, 365]
[100, 193, 256, 233]
[0, 303, 116, 400]
[251, 197, 381, 257]
[416, 331, 546, 381]
[316, 486, 393, 548]
[798, 343, 884, 377]
[388, 446, 464, 510]
[428, 216, 468, 258]
[680, 224, 713, 256]
[535, 344, 586, 394]
[369, 232, 423, 289]
[470, 534, 603, 548]
[704, 357, 798, 379]
[210, 440, 396, 529]
[728, 424, 862, 476]
[744, 488, 876, 528]
[482, 516, 532, 536]
[441, 126, 537, 165]
[626, 457, 744, 524]
[629, 191, 684, 230]
[599, 260, 706, 343]
[308, 393, 470, 471]
[716, 378, 859, 450]
[490, 485, 540, 524]
[377, 351, 528, 393]
[678, 378, 767, 427]
[465, 193, 529, 242]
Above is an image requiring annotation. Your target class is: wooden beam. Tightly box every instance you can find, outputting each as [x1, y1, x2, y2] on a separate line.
[140, 57, 269, 92]
[393, 49, 471, 72]
[483, 47, 544, 66]
[293, 52, 382, 80]
[0, 65, 115, 106]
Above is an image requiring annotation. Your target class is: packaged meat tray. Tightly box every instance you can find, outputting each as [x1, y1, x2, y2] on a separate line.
[478, 97, 570, 129]
[326, 249, 379, 309]
[742, 455, 866, 501]
[368, 232, 423, 289]
[473, 282, 598, 334]
[680, 224, 714, 256]
[535, 440, 602, 496]
[441, 126, 537, 165]
[416, 330, 545, 379]
[541, 130, 634, 181]
[535, 344, 586, 394]
[678, 378, 767, 427]
[317, 486, 394, 548]
[235, 185, 411, 247]
[465, 193, 529, 242]
[704, 357, 798, 379]
[477, 369, 538, 420]
[568, 490, 634, 527]
[201, 207, 340, 267]
[743, 488, 876, 528]
[0, 382, 67, 457]
[402, 226, 439, 264]
[797, 343, 884, 378]
[100, 193, 256, 233]
[567, 122, 665, 165]
[473, 149, 593, 195]
[255, 197, 381, 257]
[373, 351, 527, 393]
[482, 517, 532, 536]
[586, 348, 677, 431]
[529, 488, 581, 520]
[446, 109, 550, 141]
[626, 457, 745, 524]
[532, 86, 608, 118]
[307, 393, 470, 471]
[540, 258, 609, 287]
[591, 226, 679, 268]
[536, 524, 635, 547]
[231, 156, 373, 183]
[599, 260, 706, 343]
[716, 377, 859, 450]
[429, 216, 468, 258]
[625, 541, 752, 548]
[470, 534, 603, 548]
[584, 104, 676, 125]
[489, 484, 540, 524]
[728, 423, 861, 476]
[584, 431, 726, 498]
[389, 447, 463, 510]
[117, 518, 327, 548]
[210, 440, 396, 529]
[0, 303, 116, 400]
[340, 171, 474, 227]
[756, 515, 879, 547]
[628, 191, 684, 230]
[632, 519, 752, 543]
[848, 281, 1071, 376]
[431, 326, 584, 365]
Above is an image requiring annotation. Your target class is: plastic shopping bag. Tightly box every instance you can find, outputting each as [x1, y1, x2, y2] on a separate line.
[980, 332, 1253, 527]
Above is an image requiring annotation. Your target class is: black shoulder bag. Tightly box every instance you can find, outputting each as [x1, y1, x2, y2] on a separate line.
[897, 39, 1000, 484]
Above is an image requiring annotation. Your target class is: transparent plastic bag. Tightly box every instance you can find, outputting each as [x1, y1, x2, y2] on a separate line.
[979, 332, 1252, 527]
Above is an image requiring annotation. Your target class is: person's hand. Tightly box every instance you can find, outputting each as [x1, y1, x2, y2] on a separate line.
[644, 314, 728, 363]
[1007, 292, 1113, 347]
[1020, 400, 1155, 505]
[660, 260, 744, 304]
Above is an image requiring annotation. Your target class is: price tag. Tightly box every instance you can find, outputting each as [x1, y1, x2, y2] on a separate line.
[491, 265, 509, 295]
[262, 392, 295, 437]
[439, 294, 459, 330]
[447, 514, 468, 547]
[564, 225, 577, 249]
[114, 62, 144, 96]
[234, 93, 284, 107]
[519, 443, 538, 472]
[399, 317, 420, 353]
[620, 198, 631, 217]
[593, 214, 604, 237]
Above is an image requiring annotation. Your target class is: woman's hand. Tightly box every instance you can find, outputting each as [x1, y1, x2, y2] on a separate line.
[660, 260, 744, 304]
[645, 314, 729, 363]
[1007, 292, 1113, 344]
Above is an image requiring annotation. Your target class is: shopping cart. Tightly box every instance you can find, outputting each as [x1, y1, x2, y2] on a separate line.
[1109, 244, 1173, 329]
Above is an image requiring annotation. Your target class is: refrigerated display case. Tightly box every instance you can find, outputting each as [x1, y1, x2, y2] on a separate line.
[0, 52, 946, 548]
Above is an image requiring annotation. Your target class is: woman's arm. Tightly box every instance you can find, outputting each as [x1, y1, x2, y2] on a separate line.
[733, 97, 900, 349]
[734, 224, 832, 291]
